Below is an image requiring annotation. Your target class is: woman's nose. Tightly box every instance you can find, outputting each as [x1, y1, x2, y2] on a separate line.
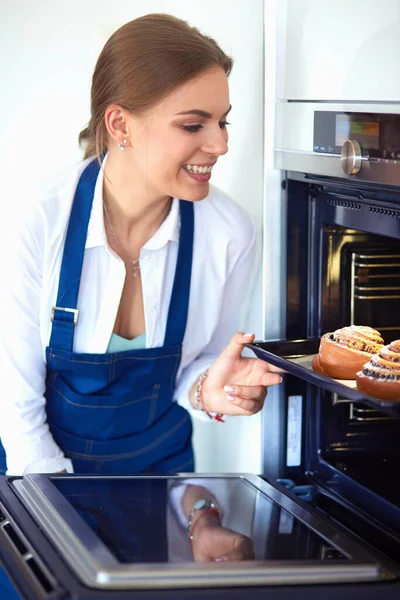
[201, 128, 229, 156]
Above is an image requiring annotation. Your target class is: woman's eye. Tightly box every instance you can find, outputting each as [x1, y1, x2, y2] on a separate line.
[182, 124, 204, 133]
[181, 121, 231, 133]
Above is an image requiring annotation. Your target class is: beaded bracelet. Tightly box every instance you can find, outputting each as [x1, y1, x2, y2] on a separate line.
[189, 507, 222, 545]
[195, 371, 225, 423]
[194, 371, 208, 410]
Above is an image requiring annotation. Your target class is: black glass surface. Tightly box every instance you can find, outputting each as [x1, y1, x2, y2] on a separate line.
[52, 477, 347, 564]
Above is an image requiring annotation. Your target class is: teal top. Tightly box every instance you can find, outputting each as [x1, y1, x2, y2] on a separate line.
[106, 332, 146, 353]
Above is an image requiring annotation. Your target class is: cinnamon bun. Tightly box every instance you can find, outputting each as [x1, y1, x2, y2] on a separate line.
[356, 340, 400, 400]
[312, 326, 384, 380]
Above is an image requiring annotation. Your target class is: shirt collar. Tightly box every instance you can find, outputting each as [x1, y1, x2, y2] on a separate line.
[85, 156, 180, 250]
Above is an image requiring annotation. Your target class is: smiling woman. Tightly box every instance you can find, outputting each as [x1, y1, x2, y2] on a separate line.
[0, 13, 282, 488]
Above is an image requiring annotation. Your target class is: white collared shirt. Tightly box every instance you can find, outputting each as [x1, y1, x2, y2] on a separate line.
[0, 158, 256, 475]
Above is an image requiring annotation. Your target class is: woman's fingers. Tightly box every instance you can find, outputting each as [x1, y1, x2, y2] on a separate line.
[224, 385, 266, 414]
[260, 372, 283, 387]
[264, 363, 286, 374]
[215, 534, 255, 562]
[225, 378, 282, 400]
[224, 380, 283, 414]
[227, 397, 264, 414]
[219, 332, 255, 360]
[215, 549, 246, 562]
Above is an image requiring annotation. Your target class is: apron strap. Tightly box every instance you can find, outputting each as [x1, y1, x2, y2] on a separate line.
[49, 157, 194, 352]
[49, 158, 100, 351]
[163, 200, 194, 347]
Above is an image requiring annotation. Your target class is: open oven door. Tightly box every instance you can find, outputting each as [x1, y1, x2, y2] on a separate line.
[0, 470, 398, 599]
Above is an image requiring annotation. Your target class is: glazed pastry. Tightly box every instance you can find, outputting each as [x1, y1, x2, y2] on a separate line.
[356, 340, 400, 400]
[311, 326, 384, 380]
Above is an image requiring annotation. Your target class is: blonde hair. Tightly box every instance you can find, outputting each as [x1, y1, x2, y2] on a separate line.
[78, 13, 233, 160]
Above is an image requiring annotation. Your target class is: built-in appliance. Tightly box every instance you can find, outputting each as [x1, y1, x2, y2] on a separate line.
[259, 103, 400, 597]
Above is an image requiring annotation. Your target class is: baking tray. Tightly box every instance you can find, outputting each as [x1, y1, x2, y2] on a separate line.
[247, 339, 400, 417]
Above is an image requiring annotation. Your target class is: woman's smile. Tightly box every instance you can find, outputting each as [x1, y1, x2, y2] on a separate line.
[182, 162, 215, 183]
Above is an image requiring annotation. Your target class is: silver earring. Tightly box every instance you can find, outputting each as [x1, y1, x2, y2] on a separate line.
[118, 138, 127, 151]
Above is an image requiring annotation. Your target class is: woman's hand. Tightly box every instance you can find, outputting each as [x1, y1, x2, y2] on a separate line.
[190, 512, 255, 562]
[202, 332, 283, 416]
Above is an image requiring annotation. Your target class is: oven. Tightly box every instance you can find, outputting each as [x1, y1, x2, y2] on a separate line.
[256, 105, 400, 589]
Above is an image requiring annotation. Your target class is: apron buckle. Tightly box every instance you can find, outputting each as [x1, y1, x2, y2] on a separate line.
[51, 306, 79, 326]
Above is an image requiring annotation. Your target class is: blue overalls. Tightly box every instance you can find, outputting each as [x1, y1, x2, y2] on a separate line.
[0, 157, 195, 475]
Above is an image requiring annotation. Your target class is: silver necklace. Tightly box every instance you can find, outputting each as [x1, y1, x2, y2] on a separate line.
[103, 201, 140, 278]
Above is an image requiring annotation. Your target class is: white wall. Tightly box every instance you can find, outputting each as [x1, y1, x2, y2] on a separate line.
[0, 0, 265, 474]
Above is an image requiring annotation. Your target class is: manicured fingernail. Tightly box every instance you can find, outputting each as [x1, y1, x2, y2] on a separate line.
[227, 394, 235, 401]
[244, 333, 254, 338]
[224, 385, 234, 393]
[215, 557, 225, 562]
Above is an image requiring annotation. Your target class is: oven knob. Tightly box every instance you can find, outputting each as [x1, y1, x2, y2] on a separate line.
[341, 140, 362, 175]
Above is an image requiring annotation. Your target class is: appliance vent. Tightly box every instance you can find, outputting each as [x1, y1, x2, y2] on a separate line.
[0, 501, 57, 597]
[368, 206, 400, 218]
[26, 557, 54, 593]
[3, 522, 28, 555]
[326, 198, 362, 210]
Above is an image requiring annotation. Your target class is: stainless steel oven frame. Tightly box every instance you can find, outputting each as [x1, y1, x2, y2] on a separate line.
[7, 473, 397, 590]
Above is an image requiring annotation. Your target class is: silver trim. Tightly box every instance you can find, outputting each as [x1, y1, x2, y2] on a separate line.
[356, 263, 400, 268]
[11, 473, 396, 589]
[349, 404, 399, 422]
[356, 255, 400, 260]
[355, 286, 400, 291]
[51, 306, 79, 326]
[332, 393, 352, 406]
[358, 274, 400, 279]
[354, 294, 400, 300]
[332, 395, 399, 421]
[275, 150, 400, 186]
[350, 254, 356, 325]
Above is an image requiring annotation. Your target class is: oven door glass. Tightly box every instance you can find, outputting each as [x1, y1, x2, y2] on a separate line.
[10, 474, 395, 590]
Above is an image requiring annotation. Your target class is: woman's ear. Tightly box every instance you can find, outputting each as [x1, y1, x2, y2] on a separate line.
[104, 104, 129, 147]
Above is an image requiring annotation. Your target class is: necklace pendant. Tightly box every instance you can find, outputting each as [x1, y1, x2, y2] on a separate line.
[131, 259, 140, 279]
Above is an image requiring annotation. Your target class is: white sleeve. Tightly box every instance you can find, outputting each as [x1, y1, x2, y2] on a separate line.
[174, 216, 258, 420]
[168, 479, 224, 528]
[0, 205, 73, 475]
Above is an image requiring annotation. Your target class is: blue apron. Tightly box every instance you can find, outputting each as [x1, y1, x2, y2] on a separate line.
[0, 158, 195, 475]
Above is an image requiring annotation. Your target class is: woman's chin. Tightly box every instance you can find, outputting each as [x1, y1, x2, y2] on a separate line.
[178, 183, 210, 202]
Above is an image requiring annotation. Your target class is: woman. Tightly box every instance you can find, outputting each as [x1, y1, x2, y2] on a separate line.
[0, 13, 282, 477]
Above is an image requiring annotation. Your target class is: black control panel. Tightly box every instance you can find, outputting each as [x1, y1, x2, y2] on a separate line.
[313, 111, 400, 160]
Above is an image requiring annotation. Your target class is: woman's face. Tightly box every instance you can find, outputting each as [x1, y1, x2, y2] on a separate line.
[126, 66, 230, 202]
